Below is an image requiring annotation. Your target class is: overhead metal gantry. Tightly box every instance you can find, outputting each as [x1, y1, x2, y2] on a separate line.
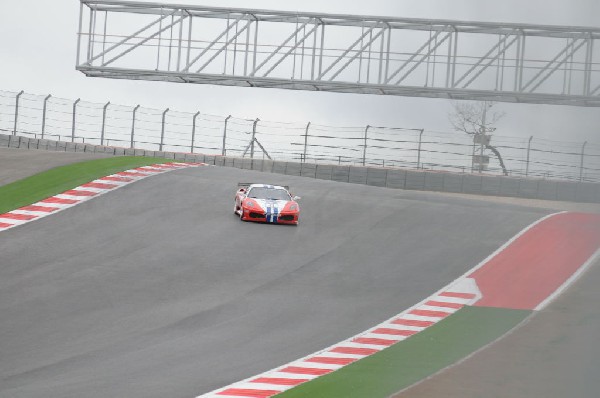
[76, 0, 600, 106]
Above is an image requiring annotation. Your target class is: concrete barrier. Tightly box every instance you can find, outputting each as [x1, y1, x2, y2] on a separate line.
[536, 180, 558, 201]
[442, 173, 464, 193]
[250, 159, 264, 171]
[517, 179, 539, 199]
[4, 133, 598, 204]
[233, 157, 244, 169]
[261, 160, 274, 173]
[499, 177, 520, 197]
[331, 166, 350, 182]
[480, 176, 501, 195]
[285, 162, 302, 176]
[315, 164, 333, 180]
[9, 135, 21, 148]
[386, 169, 406, 189]
[300, 163, 317, 179]
[214, 156, 225, 166]
[366, 168, 387, 187]
[223, 156, 235, 167]
[46, 140, 57, 151]
[405, 170, 425, 190]
[18, 137, 30, 149]
[37, 139, 49, 150]
[272, 161, 287, 175]
[0, 134, 10, 147]
[349, 166, 368, 184]
[461, 174, 482, 194]
[424, 172, 444, 192]
[241, 158, 252, 170]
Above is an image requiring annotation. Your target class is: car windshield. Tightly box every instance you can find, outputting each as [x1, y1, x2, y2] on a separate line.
[247, 187, 291, 201]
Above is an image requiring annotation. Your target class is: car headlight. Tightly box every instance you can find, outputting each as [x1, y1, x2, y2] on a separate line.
[289, 204, 298, 211]
[244, 200, 254, 207]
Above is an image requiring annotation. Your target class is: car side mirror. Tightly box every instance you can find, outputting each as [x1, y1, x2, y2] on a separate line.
[292, 196, 301, 201]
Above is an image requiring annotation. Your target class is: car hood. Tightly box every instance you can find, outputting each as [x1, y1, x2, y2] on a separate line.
[253, 199, 290, 213]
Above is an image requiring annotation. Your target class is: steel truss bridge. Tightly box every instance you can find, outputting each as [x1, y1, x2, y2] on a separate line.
[77, 0, 600, 106]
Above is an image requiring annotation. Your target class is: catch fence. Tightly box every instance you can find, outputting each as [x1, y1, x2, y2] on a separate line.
[0, 89, 596, 182]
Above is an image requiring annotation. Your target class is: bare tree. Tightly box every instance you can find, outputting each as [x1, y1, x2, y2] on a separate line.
[449, 101, 508, 175]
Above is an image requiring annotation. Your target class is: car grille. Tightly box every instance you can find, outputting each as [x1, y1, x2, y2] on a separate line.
[279, 215, 295, 221]
[249, 212, 265, 219]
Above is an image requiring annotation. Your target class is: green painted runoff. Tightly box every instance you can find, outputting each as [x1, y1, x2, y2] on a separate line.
[277, 306, 531, 398]
[0, 156, 176, 214]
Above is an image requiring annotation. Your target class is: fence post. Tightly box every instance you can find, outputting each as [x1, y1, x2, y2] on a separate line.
[41, 94, 51, 139]
[362, 125, 370, 166]
[250, 118, 259, 159]
[160, 108, 169, 151]
[525, 135, 533, 177]
[191, 111, 200, 153]
[303, 121, 311, 163]
[416, 129, 424, 169]
[71, 98, 81, 142]
[580, 141, 587, 182]
[100, 101, 110, 146]
[131, 105, 140, 149]
[222, 115, 231, 156]
[13, 90, 24, 135]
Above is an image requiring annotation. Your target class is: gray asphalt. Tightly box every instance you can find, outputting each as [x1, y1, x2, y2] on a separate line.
[0, 160, 550, 398]
[0, 147, 110, 186]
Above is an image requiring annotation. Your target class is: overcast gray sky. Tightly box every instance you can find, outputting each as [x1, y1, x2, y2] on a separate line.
[0, 0, 599, 144]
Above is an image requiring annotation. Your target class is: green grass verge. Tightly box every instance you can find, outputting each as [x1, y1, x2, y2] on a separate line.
[277, 306, 531, 398]
[0, 156, 178, 214]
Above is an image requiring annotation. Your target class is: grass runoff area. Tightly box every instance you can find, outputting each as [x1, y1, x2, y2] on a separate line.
[0, 156, 176, 214]
[278, 306, 531, 398]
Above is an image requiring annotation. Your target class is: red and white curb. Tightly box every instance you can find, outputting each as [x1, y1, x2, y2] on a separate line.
[198, 211, 593, 398]
[0, 162, 206, 232]
[198, 279, 481, 398]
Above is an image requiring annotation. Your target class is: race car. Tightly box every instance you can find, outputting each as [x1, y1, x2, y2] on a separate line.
[234, 183, 300, 225]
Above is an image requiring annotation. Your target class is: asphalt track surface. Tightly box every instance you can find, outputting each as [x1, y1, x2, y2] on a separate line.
[0, 147, 109, 185]
[0, 157, 551, 398]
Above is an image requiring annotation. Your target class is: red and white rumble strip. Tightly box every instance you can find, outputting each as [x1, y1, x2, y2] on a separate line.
[199, 211, 600, 398]
[198, 279, 482, 398]
[0, 162, 205, 232]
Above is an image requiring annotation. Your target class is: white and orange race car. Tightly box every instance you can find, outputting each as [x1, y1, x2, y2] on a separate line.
[234, 183, 300, 225]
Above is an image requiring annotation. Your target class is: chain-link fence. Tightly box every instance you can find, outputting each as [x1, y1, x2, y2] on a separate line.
[1, 89, 597, 182]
